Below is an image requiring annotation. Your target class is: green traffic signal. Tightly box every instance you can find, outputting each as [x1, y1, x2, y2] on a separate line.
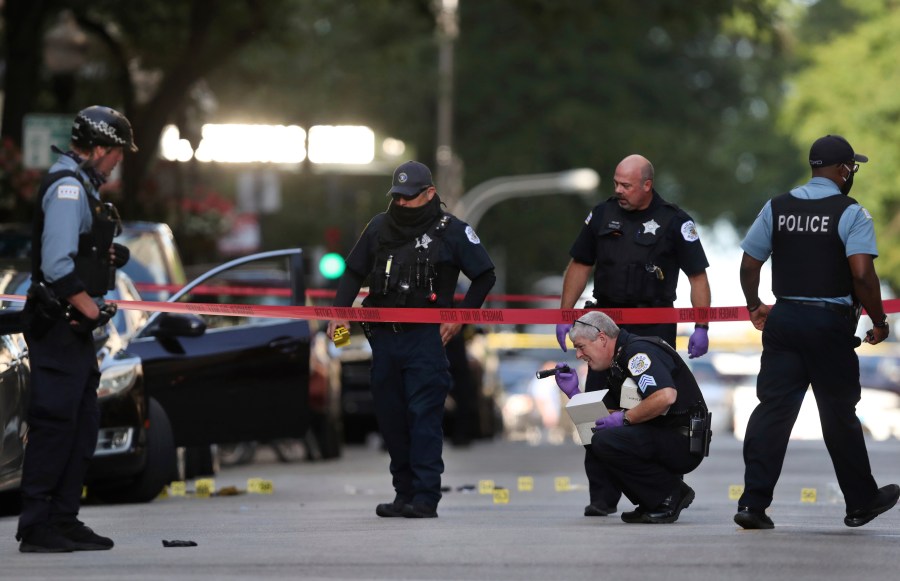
[318, 252, 346, 279]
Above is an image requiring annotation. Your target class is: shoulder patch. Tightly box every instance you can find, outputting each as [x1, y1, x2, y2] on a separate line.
[584, 210, 593, 225]
[637, 374, 657, 393]
[627, 353, 652, 376]
[861, 207, 873, 220]
[465, 225, 481, 244]
[681, 220, 699, 242]
[57, 185, 80, 201]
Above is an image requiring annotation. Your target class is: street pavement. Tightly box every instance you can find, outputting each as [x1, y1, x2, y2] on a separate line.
[2, 434, 899, 580]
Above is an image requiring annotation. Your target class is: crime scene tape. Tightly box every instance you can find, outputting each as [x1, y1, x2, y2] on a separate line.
[132, 283, 562, 303]
[3, 293, 899, 326]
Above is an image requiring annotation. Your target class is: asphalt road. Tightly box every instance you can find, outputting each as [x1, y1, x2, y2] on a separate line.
[2, 434, 899, 580]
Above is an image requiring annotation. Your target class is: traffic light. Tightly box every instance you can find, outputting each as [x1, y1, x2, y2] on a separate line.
[318, 252, 346, 280]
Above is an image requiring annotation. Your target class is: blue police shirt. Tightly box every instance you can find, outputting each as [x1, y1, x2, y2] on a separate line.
[41, 155, 99, 285]
[740, 177, 878, 305]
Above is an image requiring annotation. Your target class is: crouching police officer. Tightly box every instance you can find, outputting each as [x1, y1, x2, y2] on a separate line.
[17, 106, 136, 553]
[327, 161, 495, 518]
[555, 311, 710, 524]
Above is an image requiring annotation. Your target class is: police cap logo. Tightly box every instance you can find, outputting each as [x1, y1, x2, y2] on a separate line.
[627, 353, 652, 376]
[398, 172, 408, 183]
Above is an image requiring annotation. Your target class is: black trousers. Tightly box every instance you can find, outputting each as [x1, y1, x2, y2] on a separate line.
[590, 423, 701, 509]
[369, 324, 451, 507]
[739, 302, 878, 512]
[19, 318, 100, 534]
[583, 321, 676, 508]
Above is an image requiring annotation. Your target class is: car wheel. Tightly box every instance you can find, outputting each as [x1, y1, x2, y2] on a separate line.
[96, 398, 177, 504]
[217, 442, 258, 466]
[306, 411, 343, 460]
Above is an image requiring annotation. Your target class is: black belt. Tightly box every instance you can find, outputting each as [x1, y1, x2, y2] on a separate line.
[360, 321, 426, 335]
[675, 426, 690, 437]
[777, 298, 853, 317]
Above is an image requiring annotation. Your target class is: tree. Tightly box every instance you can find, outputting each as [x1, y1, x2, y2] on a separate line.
[781, 0, 900, 292]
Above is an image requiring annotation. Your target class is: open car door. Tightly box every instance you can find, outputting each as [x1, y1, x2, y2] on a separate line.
[124, 249, 311, 447]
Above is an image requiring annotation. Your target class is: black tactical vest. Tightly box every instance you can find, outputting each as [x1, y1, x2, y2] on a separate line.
[607, 333, 706, 426]
[32, 170, 120, 297]
[591, 198, 681, 305]
[363, 214, 451, 308]
[771, 192, 855, 298]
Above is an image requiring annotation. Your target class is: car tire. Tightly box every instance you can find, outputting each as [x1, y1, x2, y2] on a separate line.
[217, 442, 258, 466]
[96, 398, 177, 504]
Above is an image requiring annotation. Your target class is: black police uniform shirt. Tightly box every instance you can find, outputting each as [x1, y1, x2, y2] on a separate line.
[344, 212, 494, 308]
[609, 330, 705, 426]
[569, 192, 708, 305]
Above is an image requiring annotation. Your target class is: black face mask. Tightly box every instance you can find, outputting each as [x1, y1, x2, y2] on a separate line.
[840, 169, 854, 195]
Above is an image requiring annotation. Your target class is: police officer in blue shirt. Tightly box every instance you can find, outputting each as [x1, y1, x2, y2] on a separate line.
[555, 154, 711, 517]
[327, 161, 495, 518]
[735, 134, 898, 530]
[17, 106, 135, 553]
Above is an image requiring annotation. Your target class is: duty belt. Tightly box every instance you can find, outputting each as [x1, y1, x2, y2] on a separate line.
[777, 298, 853, 318]
[360, 321, 429, 337]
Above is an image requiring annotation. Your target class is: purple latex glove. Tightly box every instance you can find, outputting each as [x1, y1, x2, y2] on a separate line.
[554, 363, 581, 398]
[556, 323, 573, 351]
[594, 410, 625, 431]
[687, 327, 709, 359]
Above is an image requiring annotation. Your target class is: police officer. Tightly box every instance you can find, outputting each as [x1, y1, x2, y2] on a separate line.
[16, 106, 136, 552]
[554, 311, 708, 524]
[735, 135, 898, 530]
[327, 161, 495, 518]
[555, 154, 711, 517]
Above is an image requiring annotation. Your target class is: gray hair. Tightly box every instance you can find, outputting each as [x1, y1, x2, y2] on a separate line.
[568, 311, 620, 343]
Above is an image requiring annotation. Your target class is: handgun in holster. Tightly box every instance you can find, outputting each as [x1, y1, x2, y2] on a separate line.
[688, 406, 712, 458]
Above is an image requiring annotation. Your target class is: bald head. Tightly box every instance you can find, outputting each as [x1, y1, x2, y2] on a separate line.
[613, 154, 655, 211]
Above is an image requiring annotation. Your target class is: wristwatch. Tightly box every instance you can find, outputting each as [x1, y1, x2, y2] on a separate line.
[873, 314, 889, 328]
[622, 411, 631, 426]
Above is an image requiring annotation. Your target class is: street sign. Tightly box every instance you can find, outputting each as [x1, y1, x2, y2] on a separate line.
[23, 113, 72, 169]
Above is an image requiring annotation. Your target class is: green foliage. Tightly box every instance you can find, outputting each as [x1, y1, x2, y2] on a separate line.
[781, 0, 900, 292]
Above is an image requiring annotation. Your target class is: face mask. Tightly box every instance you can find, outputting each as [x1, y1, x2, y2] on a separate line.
[840, 167, 854, 195]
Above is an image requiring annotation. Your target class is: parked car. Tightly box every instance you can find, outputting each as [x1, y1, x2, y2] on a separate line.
[115, 221, 187, 302]
[0, 249, 342, 505]
[0, 302, 30, 515]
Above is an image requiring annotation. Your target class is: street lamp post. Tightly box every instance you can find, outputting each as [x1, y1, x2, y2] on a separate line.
[434, 0, 461, 207]
[452, 168, 600, 231]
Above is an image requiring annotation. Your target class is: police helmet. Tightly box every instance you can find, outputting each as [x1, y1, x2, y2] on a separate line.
[72, 106, 138, 153]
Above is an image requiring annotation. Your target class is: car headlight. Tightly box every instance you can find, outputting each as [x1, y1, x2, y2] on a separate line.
[98, 363, 139, 399]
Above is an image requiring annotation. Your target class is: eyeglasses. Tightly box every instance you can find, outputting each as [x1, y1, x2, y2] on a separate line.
[842, 162, 860, 174]
[390, 187, 429, 202]
[574, 320, 603, 334]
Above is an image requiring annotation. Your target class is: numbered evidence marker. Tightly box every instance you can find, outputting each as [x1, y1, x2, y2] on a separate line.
[801, 488, 817, 503]
[479, 480, 495, 495]
[247, 478, 274, 494]
[517, 476, 534, 492]
[728, 485, 745, 501]
[554, 477, 572, 492]
[195, 478, 216, 497]
[170, 481, 187, 497]
[493, 488, 510, 504]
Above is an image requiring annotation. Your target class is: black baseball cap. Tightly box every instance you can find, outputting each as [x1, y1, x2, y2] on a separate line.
[808, 135, 868, 167]
[387, 161, 433, 197]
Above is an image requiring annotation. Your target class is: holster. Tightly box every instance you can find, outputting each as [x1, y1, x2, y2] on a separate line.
[688, 406, 712, 458]
[25, 282, 65, 339]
